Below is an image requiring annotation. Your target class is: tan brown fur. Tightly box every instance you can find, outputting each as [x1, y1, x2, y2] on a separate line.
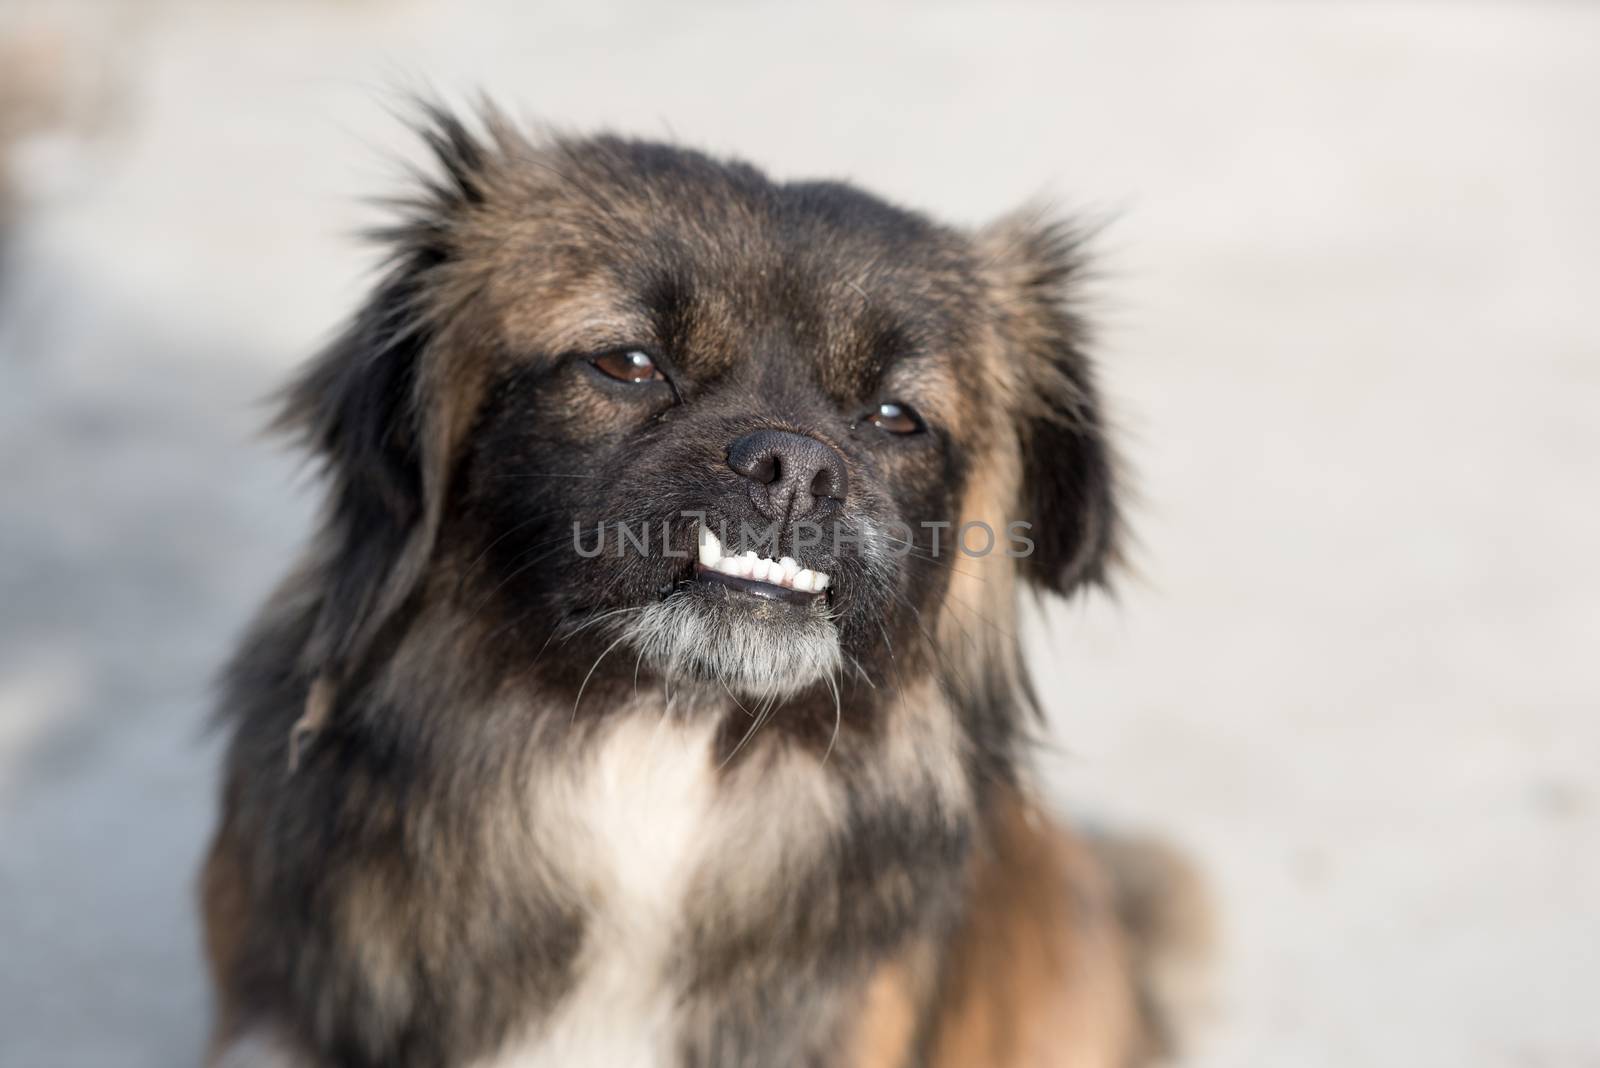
[928, 792, 1142, 1067]
[846, 789, 1193, 1068]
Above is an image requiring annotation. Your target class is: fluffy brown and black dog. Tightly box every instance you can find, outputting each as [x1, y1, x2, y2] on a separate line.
[201, 106, 1202, 1068]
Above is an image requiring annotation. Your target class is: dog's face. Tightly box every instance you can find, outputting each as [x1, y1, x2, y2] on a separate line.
[456, 158, 994, 701]
[288, 114, 1116, 730]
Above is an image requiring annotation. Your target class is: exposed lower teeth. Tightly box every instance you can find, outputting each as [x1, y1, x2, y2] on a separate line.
[697, 523, 830, 593]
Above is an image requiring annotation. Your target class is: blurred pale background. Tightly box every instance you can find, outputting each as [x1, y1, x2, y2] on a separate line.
[1, 2, 1597, 1066]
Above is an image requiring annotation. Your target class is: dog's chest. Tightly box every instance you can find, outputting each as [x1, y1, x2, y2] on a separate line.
[475, 714, 723, 1068]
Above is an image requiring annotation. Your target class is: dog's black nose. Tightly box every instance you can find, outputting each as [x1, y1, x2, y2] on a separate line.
[727, 429, 849, 521]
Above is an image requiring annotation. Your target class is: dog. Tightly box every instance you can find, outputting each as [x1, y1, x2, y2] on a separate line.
[200, 105, 1204, 1068]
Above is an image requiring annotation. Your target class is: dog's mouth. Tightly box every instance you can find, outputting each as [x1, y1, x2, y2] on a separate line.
[691, 523, 831, 607]
[628, 521, 844, 698]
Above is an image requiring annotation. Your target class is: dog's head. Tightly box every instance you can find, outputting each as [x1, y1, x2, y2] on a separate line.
[285, 108, 1116, 731]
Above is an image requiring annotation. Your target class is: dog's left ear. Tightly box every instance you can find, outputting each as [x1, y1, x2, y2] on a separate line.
[978, 212, 1120, 595]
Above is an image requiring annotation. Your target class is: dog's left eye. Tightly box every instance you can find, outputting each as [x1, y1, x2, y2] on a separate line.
[592, 350, 664, 383]
[861, 402, 924, 434]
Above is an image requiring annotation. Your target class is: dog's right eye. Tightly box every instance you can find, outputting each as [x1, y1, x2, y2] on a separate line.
[592, 350, 664, 383]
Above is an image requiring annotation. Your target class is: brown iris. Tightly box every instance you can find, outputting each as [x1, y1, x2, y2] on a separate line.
[863, 402, 922, 434]
[593, 349, 664, 382]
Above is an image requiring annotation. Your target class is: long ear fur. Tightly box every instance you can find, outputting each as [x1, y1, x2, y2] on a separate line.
[981, 212, 1121, 595]
[276, 105, 497, 681]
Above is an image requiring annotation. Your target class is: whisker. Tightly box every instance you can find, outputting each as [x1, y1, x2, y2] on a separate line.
[821, 670, 842, 766]
[461, 507, 661, 623]
[888, 586, 979, 708]
[720, 677, 757, 719]
[560, 604, 646, 642]
[489, 472, 611, 481]
[842, 650, 877, 689]
[720, 692, 780, 769]
[572, 633, 630, 723]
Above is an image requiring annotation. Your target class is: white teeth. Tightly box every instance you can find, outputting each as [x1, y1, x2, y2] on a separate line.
[698, 526, 722, 567]
[694, 522, 832, 596]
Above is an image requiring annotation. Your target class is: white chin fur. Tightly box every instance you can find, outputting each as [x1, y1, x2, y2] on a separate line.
[623, 595, 841, 700]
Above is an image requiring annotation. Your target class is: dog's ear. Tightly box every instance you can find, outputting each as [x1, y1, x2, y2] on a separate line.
[279, 259, 432, 677]
[979, 212, 1120, 596]
[277, 106, 497, 679]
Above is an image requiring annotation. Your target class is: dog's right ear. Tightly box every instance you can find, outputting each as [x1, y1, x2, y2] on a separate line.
[276, 105, 499, 684]
[279, 257, 432, 679]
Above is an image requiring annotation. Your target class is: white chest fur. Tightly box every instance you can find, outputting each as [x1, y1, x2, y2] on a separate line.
[474, 713, 722, 1068]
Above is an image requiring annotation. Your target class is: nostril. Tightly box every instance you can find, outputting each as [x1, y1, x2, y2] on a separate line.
[810, 449, 849, 503]
[809, 468, 836, 501]
[749, 455, 779, 485]
[728, 435, 783, 486]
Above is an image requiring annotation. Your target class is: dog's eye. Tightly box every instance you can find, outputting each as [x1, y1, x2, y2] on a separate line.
[592, 350, 664, 383]
[862, 402, 923, 435]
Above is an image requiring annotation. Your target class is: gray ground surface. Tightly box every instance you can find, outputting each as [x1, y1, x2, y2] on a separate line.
[1, 3, 1596, 1065]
